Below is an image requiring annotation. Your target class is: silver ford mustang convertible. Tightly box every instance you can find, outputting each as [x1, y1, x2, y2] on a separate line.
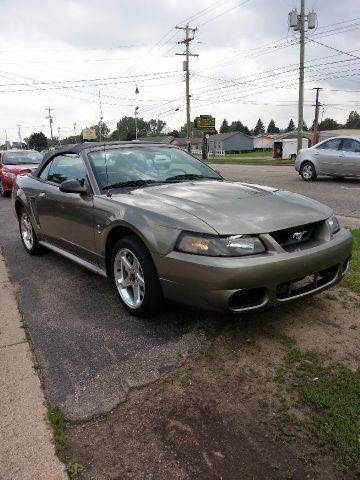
[12, 141, 352, 317]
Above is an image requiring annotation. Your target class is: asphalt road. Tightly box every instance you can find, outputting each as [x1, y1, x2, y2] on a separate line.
[214, 164, 360, 218]
[0, 164, 359, 422]
[0, 198, 212, 421]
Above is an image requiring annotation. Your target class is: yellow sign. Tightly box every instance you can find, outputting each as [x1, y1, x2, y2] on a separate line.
[82, 128, 97, 140]
[194, 115, 216, 133]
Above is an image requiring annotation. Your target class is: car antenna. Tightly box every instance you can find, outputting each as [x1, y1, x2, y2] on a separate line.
[104, 142, 112, 197]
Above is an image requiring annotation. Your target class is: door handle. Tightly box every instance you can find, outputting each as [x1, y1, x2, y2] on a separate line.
[339, 154, 345, 157]
[38, 192, 47, 199]
[314, 152, 320, 155]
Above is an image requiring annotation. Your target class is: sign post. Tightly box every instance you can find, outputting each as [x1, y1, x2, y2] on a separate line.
[194, 115, 215, 161]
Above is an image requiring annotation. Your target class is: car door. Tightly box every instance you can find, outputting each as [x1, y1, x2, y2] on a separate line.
[35, 153, 97, 263]
[338, 138, 360, 177]
[314, 138, 342, 175]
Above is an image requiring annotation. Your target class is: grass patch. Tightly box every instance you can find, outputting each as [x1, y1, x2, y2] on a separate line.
[67, 462, 84, 477]
[344, 228, 360, 293]
[46, 406, 66, 458]
[281, 348, 360, 472]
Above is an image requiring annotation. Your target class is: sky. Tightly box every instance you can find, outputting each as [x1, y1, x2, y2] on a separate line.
[0, 0, 359, 143]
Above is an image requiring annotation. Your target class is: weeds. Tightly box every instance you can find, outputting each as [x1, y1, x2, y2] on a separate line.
[46, 406, 66, 458]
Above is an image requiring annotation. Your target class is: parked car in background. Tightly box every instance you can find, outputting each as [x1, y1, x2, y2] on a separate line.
[12, 142, 352, 317]
[295, 136, 360, 181]
[0, 150, 42, 197]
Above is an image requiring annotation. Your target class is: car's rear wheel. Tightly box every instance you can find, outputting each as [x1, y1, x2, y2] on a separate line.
[19, 208, 43, 255]
[111, 236, 163, 317]
[300, 161, 317, 181]
[290, 154, 297, 161]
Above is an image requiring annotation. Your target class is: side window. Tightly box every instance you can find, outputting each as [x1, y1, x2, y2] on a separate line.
[39, 161, 52, 180]
[318, 138, 342, 150]
[46, 154, 87, 186]
[340, 138, 360, 152]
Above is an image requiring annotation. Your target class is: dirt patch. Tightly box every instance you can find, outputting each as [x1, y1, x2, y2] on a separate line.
[64, 287, 360, 480]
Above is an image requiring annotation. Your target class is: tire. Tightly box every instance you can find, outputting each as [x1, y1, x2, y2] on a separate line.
[0, 180, 9, 197]
[290, 154, 297, 161]
[111, 235, 164, 317]
[18, 207, 43, 255]
[300, 161, 317, 181]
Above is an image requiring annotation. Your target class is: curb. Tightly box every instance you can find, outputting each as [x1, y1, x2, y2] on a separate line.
[0, 254, 68, 480]
[206, 162, 293, 166]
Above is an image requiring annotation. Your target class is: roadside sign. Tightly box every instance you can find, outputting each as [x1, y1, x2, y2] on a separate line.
[194, 115, 216, 133]
[82, 128, 97, 140]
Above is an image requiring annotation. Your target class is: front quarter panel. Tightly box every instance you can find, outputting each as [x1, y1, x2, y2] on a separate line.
[93, 194, 218, 258]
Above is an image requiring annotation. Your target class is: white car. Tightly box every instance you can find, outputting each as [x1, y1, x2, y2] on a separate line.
[295, 136, 360, 181]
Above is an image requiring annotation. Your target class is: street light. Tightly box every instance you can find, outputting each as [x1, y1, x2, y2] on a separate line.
[134, 107, 139, 140]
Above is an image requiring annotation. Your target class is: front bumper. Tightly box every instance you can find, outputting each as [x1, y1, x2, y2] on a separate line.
[1, 176, 14, 192]
[152, 228, 352, 313]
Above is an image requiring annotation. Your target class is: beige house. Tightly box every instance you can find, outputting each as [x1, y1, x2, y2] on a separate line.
[318, 129, 360, 141]
[253, 134, 278, 150]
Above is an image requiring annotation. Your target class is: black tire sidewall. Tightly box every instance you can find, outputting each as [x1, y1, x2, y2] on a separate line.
[111, 236, 163, 317]
[301, 161, 316, 181]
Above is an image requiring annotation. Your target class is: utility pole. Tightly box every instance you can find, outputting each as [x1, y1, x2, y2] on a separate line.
[312, 87, 322, 146]
[176, 25, 198, 153]
[45, 107, 54, 141]
[288, 3, 317, 153]
[17, 125, 22, 144]
[57, 127, 61, 146]
[297, 0, 305, 153]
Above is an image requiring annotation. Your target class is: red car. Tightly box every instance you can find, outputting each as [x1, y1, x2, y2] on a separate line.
[0, 150, 42, 197]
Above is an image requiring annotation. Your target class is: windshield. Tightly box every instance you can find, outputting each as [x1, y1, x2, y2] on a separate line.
[88, 146, 221, 190]
[3, 151, 42, 165]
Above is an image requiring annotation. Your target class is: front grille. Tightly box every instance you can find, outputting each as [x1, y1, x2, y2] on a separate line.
[270, 221, 320, 249]
[276, 264, 339, 300]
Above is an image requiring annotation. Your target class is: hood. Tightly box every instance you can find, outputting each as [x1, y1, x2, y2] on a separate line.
[4, 164, 39, 174]
[130, 180, 332, 234]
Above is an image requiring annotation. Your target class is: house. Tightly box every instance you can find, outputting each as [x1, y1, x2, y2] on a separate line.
[208, 132, 254, 155]
[318, 129, 360, 141]
[137, 136, 174, 144]
[253, 134, 277, 150]
[171, 137, 203, 154]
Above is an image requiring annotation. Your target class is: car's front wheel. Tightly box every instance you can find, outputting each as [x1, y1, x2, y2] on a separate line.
[19, 208, 43, 255]
[0, 180, 9, 197]
[111, 236, 163, 317]
[300, 161, 317, 181]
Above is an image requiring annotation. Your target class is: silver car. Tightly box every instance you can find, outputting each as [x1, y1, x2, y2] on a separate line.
[295, 136, 360, 181]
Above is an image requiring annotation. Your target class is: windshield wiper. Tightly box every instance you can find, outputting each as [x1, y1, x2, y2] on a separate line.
[102, 179, 157, 190]
[165, 173, 219, 183]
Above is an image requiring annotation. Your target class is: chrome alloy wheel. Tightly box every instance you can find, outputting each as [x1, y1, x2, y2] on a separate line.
[20, 211, 34, 251]
[114, 248, 145, 309]
[302, 164, 313, 180]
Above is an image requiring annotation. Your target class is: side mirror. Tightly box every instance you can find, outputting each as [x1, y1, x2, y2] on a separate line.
[59, 180, 87, 194]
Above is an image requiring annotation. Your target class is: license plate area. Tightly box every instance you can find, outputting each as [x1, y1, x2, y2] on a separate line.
[276, 265, 339, 300]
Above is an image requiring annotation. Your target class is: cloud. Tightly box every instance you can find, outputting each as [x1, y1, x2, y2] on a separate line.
[0, 0, 359, 141]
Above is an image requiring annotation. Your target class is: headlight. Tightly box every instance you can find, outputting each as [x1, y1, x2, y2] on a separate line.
[3, 171, 16, 179]
[176, 232, 266, 257]
[326, 215, 340, 234]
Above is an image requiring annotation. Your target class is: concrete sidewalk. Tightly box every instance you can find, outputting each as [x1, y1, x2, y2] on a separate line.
[0, 255, 67, 480]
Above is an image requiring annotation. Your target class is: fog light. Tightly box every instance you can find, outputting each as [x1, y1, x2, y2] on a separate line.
[228, 288, 267, 311]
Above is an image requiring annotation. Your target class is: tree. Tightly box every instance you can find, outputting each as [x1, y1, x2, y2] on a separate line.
[318, 118, 340, 131]
[229, 120, 251, 135]
[267, 119, 280, 134]
[253, 118, 265, 135]
[147, 119, 166, 136]
[302, 121, 308, 131]
[345, 111, 360, 129]
[168, 130, 179, 138]
[179, 122, 202, 138]
[220, 119, 229, 133]
[285, 119, 295, 132]
[109, 116, 138, 141]
[28, 132, 48, 151]
[90, 121, 110, 139]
